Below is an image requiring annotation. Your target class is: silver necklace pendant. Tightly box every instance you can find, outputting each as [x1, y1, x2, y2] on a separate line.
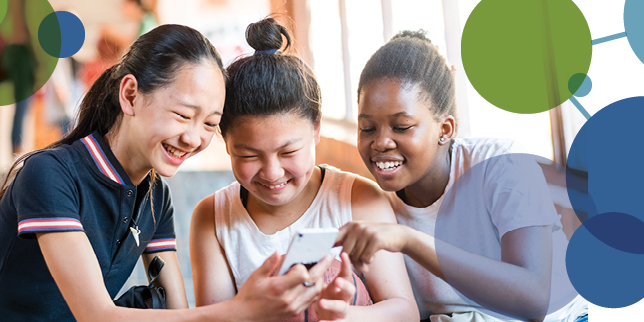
[130, 226, 141, 247]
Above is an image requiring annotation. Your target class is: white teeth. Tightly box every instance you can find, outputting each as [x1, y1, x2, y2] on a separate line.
[164, 144, 187, 158]
[268, 182, 287, 189]
[376, 161, 402, 171]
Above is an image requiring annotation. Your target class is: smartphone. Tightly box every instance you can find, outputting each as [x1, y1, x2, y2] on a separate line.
[278, 228, 339, 276]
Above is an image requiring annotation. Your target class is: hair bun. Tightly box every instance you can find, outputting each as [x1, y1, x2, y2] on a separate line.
[391, 30, 431, 43]
[246, 18, 292, 52]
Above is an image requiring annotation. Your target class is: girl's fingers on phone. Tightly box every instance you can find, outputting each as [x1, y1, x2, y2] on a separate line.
[338, 252, 352, 279]
[360, 240, 380, 265]
[254, 252, 281, 278]
[337, 224, 360, 261]
[280, 263, 310, 288]
[306, 254, 333, 281]
[329, 275, 356, 302]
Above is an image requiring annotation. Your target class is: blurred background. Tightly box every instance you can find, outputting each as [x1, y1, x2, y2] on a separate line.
[0, 0, 641, 312]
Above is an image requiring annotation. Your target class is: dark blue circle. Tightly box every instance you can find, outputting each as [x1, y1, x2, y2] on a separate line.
[566, 96, 644, 231]
[566, 212, 644, 308]
[50, 11, 85, 58]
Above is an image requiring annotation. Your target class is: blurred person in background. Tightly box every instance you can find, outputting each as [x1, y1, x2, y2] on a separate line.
[101, 0, 159, 51]
[1, 0, 36, 155]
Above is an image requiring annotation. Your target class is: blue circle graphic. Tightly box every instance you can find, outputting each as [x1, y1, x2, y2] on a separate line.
[566, 96, 644, 227]
[566, 96, 644, 307]
[39, 11, 85, 58]
[566, 212, 644, 308]
[624, 0, 644, 65]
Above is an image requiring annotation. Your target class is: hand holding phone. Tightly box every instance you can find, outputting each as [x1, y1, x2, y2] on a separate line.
[278, 228, 339, 276]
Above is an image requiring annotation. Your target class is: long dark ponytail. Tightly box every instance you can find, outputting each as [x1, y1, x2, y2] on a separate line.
[1, 24, 225, 199]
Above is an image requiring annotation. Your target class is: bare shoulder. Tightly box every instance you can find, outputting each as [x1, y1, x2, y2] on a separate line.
[350, 175, 396, 223]
[191, 194, 216, 231]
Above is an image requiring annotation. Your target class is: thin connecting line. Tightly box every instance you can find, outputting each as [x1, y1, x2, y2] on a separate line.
[569, 96, 591, 120]
[592, 31, 627, 45]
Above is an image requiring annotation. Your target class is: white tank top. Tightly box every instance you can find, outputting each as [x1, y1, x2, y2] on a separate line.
[214, 165, 356, 290]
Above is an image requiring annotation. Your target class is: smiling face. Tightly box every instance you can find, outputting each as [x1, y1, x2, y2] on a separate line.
[224, 113, 319, 207]
[358, 78, 448, 192]
[118, 61, 225, 182]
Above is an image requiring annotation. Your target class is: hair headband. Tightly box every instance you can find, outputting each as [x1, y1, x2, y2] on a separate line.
[254, 49, 278, 55]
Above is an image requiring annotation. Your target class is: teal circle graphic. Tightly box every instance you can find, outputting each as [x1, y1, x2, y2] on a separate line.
[462, 0, 592, 114]
[568, 73, 592, 97]
[38, 11, 85, 58]
[624, 0, 644, 65]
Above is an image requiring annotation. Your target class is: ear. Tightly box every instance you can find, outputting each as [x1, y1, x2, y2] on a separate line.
[438, 115, 456, 146]
[313, 121, 321, 146]
[119, 74, 139, 116]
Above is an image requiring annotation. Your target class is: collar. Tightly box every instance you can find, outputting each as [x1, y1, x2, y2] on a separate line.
[80, 131, 133, 186]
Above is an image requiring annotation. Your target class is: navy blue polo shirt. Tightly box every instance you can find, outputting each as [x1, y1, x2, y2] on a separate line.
[0, 132, 177, 321]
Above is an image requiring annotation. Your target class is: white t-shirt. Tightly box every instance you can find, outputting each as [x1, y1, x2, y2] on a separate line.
[213, 165, 355, 290]
[390, 138, 586, 321]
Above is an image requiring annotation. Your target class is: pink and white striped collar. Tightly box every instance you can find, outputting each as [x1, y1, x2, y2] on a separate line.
[81, 134, 126, 185]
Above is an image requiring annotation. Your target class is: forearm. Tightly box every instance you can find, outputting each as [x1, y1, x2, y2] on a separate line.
[404, 229, 550, 320]
[144, 252, 189, 309]
[346, 297, 419, 322]
[80, 300, 249, 322]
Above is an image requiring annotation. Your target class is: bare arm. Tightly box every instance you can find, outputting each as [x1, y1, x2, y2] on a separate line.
[338, 221, 552, 321]
[341, 177, 419, 322]
[38, 230, 336, 322]
[142, 251, 188, 309]
[190, 195, 237, 306]
[37, 231, 217, 321]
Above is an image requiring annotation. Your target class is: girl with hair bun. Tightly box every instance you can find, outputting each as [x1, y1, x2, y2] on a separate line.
[337, 30, 588, 322]
[190, 18, 419, 322]
[0, 24, 334, 322]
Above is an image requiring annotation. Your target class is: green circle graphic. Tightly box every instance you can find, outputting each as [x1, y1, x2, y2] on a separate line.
[0, 0, 7, 24]
[0, 0, 58, 106]
[462, 0, 592, 114]
[38, 11, 62, 58]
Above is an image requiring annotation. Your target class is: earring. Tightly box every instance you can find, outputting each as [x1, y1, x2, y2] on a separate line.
[439, 137, 445, 143]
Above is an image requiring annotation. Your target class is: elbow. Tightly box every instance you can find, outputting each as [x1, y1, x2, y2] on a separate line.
[397, 296, 421, 321]
[514, 286, 550, 321]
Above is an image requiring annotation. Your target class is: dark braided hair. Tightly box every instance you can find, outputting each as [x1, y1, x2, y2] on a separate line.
[219, 17, 321, 138]
[358, 30, 458, 131]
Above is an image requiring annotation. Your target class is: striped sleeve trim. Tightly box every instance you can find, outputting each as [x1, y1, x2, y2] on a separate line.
[18, 218, 84, 234]
[144, 238, 176, 252]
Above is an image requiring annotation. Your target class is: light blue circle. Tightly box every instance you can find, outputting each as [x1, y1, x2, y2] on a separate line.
[624, 0, 644, 64]
[569, 73, 592, 97]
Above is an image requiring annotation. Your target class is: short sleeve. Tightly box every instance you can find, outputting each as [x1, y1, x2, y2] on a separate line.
[484, 153, 562, 237]
[13, 151, 83, 238]
[144, 179, 176, 253]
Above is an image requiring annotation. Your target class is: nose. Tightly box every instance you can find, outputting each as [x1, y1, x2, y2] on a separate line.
[259, 157, 285, 183]
[181, 125, 202, 150]
[372, 131, 396, 152]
